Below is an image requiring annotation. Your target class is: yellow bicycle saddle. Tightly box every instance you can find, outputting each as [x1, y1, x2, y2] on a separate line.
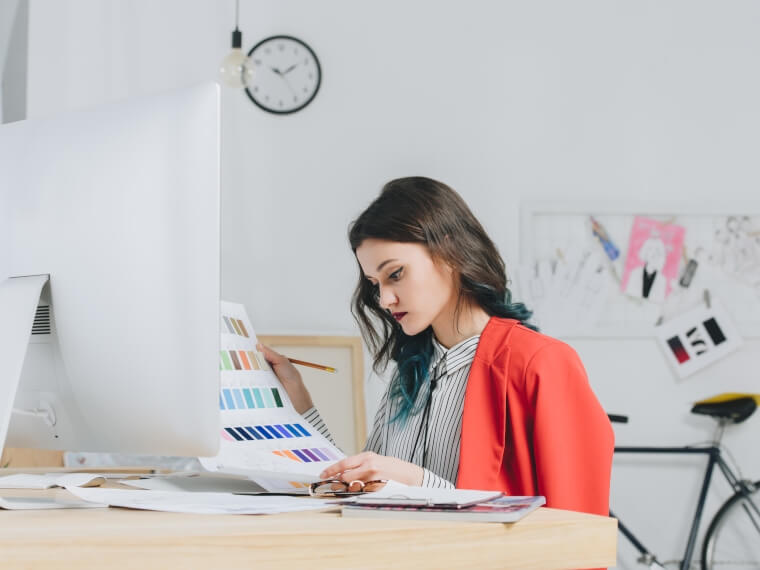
[692, 393, 760, 424]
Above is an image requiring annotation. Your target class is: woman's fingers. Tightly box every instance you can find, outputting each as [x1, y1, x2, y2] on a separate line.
[257, 343, 288, 365]
[257, 343, 311, 412]
[319, 453, 370, 479]
[339, 464, 379, 484]
[319, 454, 422, 486]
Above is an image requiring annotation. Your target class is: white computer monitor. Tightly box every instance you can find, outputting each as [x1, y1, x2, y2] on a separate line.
[0, 83, 220, 457]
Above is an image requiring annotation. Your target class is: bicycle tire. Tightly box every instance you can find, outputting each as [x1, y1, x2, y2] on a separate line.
[701, 480, 760, 569]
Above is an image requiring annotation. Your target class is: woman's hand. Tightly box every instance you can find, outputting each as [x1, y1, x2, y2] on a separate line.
[319, 451, 424, 487]
[257, 343, 314, 414]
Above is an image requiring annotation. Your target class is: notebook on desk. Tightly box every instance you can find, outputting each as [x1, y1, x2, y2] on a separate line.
[341, 495, 546, 523]
[339, 481, 545, 522]
[343, 481, 503, 508]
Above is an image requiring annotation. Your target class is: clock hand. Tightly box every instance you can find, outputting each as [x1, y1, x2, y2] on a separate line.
[270, 66, 283, 75]
[282, 63, 299, 75]
[278, 74, 298, 97]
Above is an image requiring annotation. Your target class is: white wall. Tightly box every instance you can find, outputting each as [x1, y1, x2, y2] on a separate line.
[0, 0, 22, 277]
[0, 0, 25, 123]
[0, 172, 8, 283]
[0, 1, 19, 63]
[22, 1, 760, 566]
[25, 0, 228, 117]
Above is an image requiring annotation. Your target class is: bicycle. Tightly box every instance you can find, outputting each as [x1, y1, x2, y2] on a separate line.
[609, 393, 760, 570]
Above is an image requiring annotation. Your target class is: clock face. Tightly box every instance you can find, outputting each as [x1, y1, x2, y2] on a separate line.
[245, 35, 322, 115]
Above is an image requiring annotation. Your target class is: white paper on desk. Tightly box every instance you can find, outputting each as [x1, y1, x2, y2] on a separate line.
[0, 496, 107, 510]
[344, 480, 503, 506]
[66, 486, 335, 515]
[0, 472, 105, 489]
[200, 302, 345, 494]
[121, 474, 266, 494]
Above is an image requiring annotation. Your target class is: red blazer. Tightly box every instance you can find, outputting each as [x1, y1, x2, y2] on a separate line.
[456, 317, 614, 516]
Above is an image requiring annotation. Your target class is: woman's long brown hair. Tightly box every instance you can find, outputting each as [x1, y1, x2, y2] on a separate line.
[348, 177, 535, 422]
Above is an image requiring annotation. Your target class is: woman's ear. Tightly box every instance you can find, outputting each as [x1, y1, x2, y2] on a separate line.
[432, 253, 454, 276]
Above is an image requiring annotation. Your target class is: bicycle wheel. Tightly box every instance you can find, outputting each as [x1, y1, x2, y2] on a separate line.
[702, 480, 760, 569]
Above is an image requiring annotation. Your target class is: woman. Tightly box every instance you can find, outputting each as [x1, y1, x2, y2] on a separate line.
[260, 176, 614, 516]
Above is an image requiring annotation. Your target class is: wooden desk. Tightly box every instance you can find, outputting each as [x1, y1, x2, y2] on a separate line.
[0, 488, 616, 569]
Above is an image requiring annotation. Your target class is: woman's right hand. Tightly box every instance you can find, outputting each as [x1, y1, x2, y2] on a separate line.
[257, 343, 314, 414]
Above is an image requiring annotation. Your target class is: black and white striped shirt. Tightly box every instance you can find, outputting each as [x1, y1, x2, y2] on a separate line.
[303, 334, 480, 488]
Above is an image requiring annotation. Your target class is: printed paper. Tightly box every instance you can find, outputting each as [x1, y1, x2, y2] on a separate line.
[655, 300, 743, 378]
[622, 217, 685, 302]
[199, 302, 345, 493]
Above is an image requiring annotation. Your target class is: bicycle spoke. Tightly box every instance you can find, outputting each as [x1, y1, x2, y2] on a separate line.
[703, 485, 760, 569]
[740, 500, 760, 535]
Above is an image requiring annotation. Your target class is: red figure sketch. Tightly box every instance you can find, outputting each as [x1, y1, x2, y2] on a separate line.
[621, 216, 685, 302]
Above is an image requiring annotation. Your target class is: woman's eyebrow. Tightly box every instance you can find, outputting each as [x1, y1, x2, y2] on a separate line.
[376, 258, 399, 272]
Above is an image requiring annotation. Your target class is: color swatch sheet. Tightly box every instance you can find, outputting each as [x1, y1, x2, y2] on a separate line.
[199, 301, 345, 493]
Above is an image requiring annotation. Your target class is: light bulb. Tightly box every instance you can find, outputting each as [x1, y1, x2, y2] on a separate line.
[219, 48, 251, 88]
[218, 27, 254, 88]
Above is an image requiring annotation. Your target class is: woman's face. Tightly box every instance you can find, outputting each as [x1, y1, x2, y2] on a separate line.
[355, 239, 458, 337]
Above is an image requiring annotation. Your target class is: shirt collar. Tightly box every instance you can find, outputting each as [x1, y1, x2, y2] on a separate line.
[430, 334, 481, 379]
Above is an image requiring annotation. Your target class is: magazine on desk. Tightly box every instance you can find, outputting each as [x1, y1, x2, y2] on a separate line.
[341, 494, 546, 522]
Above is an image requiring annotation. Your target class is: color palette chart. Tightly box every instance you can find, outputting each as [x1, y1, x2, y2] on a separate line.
[272, 447, 340, 463]
[220, 349, 271, 372]
[221, 315, 250, 338]
[222, 422, 312, 441]
[198, 301, 346, 493]
[219, 387, 284, 410]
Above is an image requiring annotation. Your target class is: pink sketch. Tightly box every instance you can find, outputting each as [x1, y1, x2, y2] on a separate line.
[621, 216, 685, 302]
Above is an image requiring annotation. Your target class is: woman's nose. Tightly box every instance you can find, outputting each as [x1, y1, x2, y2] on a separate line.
[378, 286, 397, 309]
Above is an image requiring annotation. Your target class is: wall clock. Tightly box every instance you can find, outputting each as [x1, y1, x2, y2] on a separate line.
[244, 35, 322, 115]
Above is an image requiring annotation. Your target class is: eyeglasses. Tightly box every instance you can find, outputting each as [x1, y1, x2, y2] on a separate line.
[308, 479, 387, 497]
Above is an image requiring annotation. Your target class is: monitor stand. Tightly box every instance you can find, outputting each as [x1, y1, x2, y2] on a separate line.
[0, 274, 52, 453]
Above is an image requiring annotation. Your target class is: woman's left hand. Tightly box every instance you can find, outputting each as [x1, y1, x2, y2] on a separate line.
[319, 451, 424, 487]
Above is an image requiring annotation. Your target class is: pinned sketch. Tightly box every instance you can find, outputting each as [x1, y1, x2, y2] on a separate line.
[621, 217, 685, 303]
[590, 216, 620, 261]
[656, 299, 742, 379]
[520, 202, 760, 338]
[199, 301, 345, 493]
[517, 247, 614, 337]
[706, 216, 760, 295]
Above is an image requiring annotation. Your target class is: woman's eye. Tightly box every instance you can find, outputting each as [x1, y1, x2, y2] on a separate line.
[389, 268, 403, 280]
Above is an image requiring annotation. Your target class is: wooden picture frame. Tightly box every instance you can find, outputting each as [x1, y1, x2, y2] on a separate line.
[258, 335, 367, 455]
[0, 447, 64, 469]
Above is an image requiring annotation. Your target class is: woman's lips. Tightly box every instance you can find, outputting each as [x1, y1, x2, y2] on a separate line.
[392, 312, 407, 322]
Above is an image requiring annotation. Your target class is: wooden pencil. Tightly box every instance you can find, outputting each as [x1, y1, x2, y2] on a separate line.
[288, 358, 337, 373]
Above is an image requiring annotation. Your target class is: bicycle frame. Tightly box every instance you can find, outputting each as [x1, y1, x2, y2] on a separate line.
[611, 445, 747, 570]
